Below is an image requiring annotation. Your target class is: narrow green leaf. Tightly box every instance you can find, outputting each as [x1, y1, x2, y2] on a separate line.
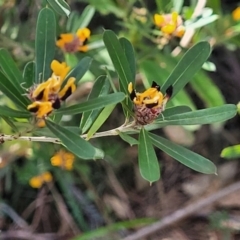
[103, 30, 133, 94]
[87, 104, 115, 139]
[147, 104, 237, 130]
[46, 120, 104, 160]
[23, 61, 35, 88]
[119, 37, 136, 82]
[0, 48, 24, 86]
[191, 71, 225, 108]
[35, 8, 56, 83]
[161, 41, 211, 97]
[0, 106, 31, 118]
[0, 71, 29, 109]
[149, 133, 217, 174]
[46, 0, 71, 17]
[72, 5, 95, 32]
[159, 105, 192, 119]
[118, 132, 139, 146]
[138, 128, 160, 183]
[173, 0, 183, 13]
[185, 15, 218, 30]
[55, 92, 125, 115]
[65, 56, 92, 84]
[80, 75, 110, 133]
[1, 116, 19, 133]
[221, 145, 240, 159]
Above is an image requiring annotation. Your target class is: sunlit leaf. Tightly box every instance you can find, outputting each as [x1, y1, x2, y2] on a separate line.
[161, 41, 211, 97]
[35, 8, 56, 83]
[149, 133, 217, 174]
[80, 75, 110, 133]
[118, 132, 139, 146]
[87, 104, 115, 139]
[46, 120, 104, 159]
[71, 5, 95, 32]
[221, 145, 240, 159]
[47, 0, 71, 17]
[138, 128, 160, 183]
[55, 92, 125, 115]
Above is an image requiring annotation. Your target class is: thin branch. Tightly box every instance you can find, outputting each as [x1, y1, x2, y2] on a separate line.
[0, 122, 138, 144]
[122, 181, 240, 240]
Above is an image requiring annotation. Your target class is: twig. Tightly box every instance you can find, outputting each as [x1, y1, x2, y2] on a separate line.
[0, 203, 29, 229]
[122, 181, 240, 240]
[0, 122, 138, 144]
[0, 230, 59, 240]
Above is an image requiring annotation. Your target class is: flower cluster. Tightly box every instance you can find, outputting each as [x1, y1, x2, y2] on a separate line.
[56, 28, 91, 53]
[29, 171, 52, 188]
[27, 60, 76, 123]
[51, 149, 75, 170]
[154, 11, 185, 37]
[128, 81, 173, 125]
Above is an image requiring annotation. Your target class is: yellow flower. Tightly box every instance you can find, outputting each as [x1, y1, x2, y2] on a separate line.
[128, 82, 173, 125]
[154, 12, 185, 37]
[232, 7, 240, 21]
[27, 60, 76, 119]
[27, 101, 53, 118]
[56, 28, 91, 53]
[58, 77, 76, 101]
[51, 149, 75, 170]
[36, 118, 46, 128]
[51, 60, 70, 84]
[29, 171, 53, 188]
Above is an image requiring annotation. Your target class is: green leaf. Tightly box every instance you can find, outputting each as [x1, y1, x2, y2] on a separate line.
[55, 92, 125, 115]
[191, 71, 225, 108]
[149, 133, 217, 174]
[35, 8, 56, 83]
[0, 70, 29, 109]
[46, 120, 104, 160]
[185, 15, 218, 30]
[65, 56, 92, 84]
[161, 41, 211, 97]
[173, 0, 184, 13]
[138, 128, 160, 183]
[118, 132, 139, 146]
[221, 145, 240, 159]
[1, 116, 19, 132]
[0, 48, 24, 86]
[0, 106, 31, 118]
[147, 104, 237, 130]
[87, 104, 115, 139]
[80, 75, 110, 133]
[46, 0, 71, 17]
[103, 30, 133, 94]
[159, 105, 192, 119]
[72, 5, 95, 32]
[119, 37, 136, 81]
[23, 61, 35, 88]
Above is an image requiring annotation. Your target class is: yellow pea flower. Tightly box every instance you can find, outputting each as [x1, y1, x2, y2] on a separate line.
[51, 149, 75, 170]
[154, 12, 185, 37]
[29, 171, 53, 188]
[58, 77, 76, 101]
[51, 60, 70, 84]
[56, 28, 91, 53]
[232, 7, 240, 21]
[128, 82, 173, 125]
[27, 101, 53, 118]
